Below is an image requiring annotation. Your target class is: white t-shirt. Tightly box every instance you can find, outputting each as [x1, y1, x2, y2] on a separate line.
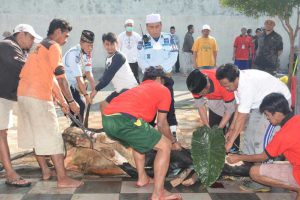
[118, 31, 141, 63]
[235, 69, 291, 113]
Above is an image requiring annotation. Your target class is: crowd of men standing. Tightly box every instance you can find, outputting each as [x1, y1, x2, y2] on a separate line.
[0, 13, 299, 200]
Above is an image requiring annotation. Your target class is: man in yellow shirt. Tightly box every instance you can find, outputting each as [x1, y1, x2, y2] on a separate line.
[192, 24, 218, 69]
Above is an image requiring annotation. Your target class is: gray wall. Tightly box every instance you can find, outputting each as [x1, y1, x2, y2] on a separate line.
[0, 0, 297, 71]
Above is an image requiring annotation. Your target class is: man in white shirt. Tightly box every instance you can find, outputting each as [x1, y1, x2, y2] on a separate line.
[118, 19, 141, 83]
[216, 63, 291, 192]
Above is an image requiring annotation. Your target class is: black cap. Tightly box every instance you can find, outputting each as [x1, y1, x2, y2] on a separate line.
[81, 30, 95, 43]
[186, 69, 207, 93]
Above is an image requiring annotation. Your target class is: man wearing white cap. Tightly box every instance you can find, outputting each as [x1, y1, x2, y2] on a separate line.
[137, 13, 182, 200]
[118, 19, 142, 83]
[0, 24, 42, 187]
[192, 24, 218, 69]
[137, 13, 179, 143]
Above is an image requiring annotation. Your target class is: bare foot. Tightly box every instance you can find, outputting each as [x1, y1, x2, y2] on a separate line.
[151, 189, 182, 200]
[136, 175, 153, 187]
[42, 170, 56, 181]
[57, 177, 84, 188]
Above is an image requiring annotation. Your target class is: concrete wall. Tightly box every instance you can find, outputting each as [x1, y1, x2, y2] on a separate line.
[0, 0, 298, 71]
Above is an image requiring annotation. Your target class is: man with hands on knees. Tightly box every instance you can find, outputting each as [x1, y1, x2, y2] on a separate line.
[227, 93, 300, 198]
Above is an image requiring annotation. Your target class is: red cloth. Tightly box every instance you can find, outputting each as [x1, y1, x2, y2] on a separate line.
[192, 69, 235, 102]
[266, 115, 300, 186]
[234, 35, 252, 60]
[104, 80, 171, 122]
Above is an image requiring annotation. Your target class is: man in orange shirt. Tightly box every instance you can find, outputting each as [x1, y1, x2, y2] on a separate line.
[227, 93, 300, 196]
[17, 19, 82, 188]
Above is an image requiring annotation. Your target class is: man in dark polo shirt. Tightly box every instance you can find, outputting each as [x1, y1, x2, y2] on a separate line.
[102, 66, 182, 200]
[253, 19, 283, 75]
[0, 24, 41, 187]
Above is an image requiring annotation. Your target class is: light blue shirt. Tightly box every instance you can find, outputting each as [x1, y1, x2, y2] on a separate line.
[137, 32, 178, 73]
[63, 44, 93, 88]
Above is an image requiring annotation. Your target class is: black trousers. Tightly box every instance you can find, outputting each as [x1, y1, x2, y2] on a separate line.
[164, 77, 178, 126]
[70, 86, 85, 122]
[208, 109, 240, 151]
[175, 54, 180, 73]
[129, 62, 140, 84]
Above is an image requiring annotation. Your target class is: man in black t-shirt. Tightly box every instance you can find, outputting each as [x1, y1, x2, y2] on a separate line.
[0, 24, 41, 187]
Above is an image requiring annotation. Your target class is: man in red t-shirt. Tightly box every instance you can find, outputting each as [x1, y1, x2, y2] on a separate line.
[227, 93, 300, 196]
[233, 27, 252, 70]
[102, 66, 182, 200]
[186, 69, 236, 129]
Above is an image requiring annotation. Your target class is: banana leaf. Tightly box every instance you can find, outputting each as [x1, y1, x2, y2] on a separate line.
[191, 126, 225, 187]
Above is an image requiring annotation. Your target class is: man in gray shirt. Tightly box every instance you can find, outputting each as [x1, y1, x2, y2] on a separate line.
[182, 24, 194, 76]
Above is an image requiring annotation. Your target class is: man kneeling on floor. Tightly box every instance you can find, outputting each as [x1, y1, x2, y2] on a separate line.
[102, 66, 182, 200]
[227, 93, 300, 200]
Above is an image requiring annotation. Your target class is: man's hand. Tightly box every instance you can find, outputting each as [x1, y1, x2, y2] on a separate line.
[172, 142, 182, 151]
[61, 102, 70, 114]
[69, 101, 80, 115]
[226, 154, 241, 164]
[84, 94, 92, 105]
[90, 90, 97, 100]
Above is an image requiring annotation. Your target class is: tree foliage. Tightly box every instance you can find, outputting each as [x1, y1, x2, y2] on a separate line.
[220, 0, 300, 19]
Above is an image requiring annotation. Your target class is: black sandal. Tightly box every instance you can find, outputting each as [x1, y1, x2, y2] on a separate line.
[5, 177, 31, 187]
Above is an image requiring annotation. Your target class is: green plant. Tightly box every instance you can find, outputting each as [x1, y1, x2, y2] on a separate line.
[191, 126, 225, 187]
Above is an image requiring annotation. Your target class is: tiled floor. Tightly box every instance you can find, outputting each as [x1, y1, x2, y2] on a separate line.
[1, 74, 298, 199]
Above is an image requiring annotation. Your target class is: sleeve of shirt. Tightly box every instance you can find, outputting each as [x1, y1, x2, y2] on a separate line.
[49, 44, 65, 77]
[95, 53, 125, 91]
[236, 85, 255, 113]
[277, 35, 283, 51]
[0, 42, 25, 73]
[137, 42, 151, 72]
[160, 37, 178, 71]
[84, 54, 92, 73]
[192, 38, 198, 52]
[233, 37, 238, 47]
[157, 86, 171, 113]
[64, 51, 82, 77]
[265, 132, 285, 159]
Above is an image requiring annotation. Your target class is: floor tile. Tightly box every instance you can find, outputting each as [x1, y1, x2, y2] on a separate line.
[28, 181, 76, 194]
[119, 193, 151, 200]
[207, 180, 252, 193]
[21, 194, 73, 200]
[74, 180, 121, 193]
[71, 193, 119, 200]
[181, 193, 212, 200]
[0, 181, 34, 194]
[121, 181, 153, 193]
[210, 193, 260, 200]
[256, 192, 297, 200]
[0, 194, 24, 200]
[165, 181, 207, 193]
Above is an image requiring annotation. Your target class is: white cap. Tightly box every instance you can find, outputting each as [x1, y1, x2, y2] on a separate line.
[13, 24, 42, 43]
[145, 14, 161, 24]
[125, 19, 134, 25]
[202, 24, 211, 31]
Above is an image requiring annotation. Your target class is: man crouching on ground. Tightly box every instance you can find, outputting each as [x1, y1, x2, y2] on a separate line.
[227, 93, 300, 200]
[102, 66, 182, 200]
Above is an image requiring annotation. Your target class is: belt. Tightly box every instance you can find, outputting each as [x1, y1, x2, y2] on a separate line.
[121, 112, 137, 120]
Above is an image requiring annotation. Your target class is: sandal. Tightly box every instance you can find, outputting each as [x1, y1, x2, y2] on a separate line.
[5, 177, 31, 187]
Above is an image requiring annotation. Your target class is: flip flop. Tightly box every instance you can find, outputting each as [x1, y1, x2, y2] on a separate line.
[5, 177, 31, 187]
[135, 178, 153, 188]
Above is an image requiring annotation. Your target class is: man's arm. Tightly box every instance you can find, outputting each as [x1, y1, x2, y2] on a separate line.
[193, 51, 197, 68]
[75, 76, 91, 104]
[225, 111, 248, 152]
[227, 152, 268, 164]
[218, 100, 236, 129]
[232, 47, 236, 61]
[157, 111, 181, 150]
[137, 41, 151, 72]
[198, 105, 210, 127]
[213, 51, 217, 66]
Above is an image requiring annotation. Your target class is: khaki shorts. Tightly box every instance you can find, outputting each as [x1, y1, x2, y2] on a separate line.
[260, 163, 300, 188]
[17, 96, 64, 155]
[0, 98, 16, 130]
